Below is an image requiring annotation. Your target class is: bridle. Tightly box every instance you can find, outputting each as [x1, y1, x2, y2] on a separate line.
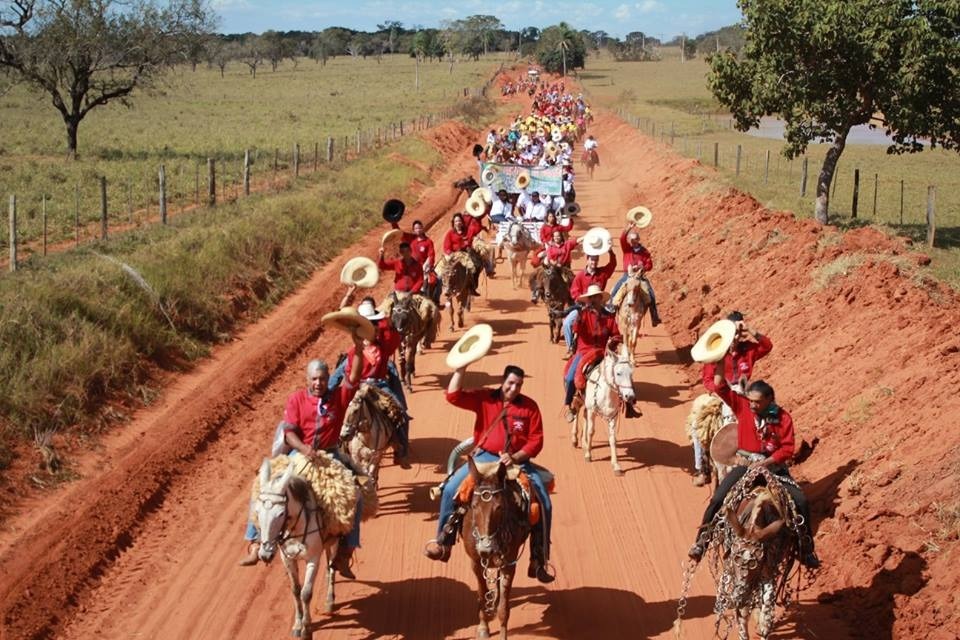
[468, 480, 524, 615]
[256, 485, 324, 558]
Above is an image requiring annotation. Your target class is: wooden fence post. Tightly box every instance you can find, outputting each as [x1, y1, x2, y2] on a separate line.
[74, 183, 80, 246]
[207, 158, 216, 206]
[42, 194, 47, 256]
[801, 158, 809, 197]
[243, 149, 251, 196]
[195, 163, 200, 205]
[99, 176, 108, 239]
[294, 143, 300, 178]
[670, 122, 675, 146]
[327, 137, 334, 163]
[159, 164, 167, 224]
[851, 168, 860, 218]
[356, 130, 361, 155]
[764, 150, 771, 184]
[926, 185, 936, 247]
[8, 195, 16, 272]
[713, 142, 719, 168]
[899, 180, 904, 225]
[127, 181, 133, 224]
[313, 142, 319, 171]
[400, 121, 404, 136]
[697, 141, 702, 159]
[872, 173, 878, 216]
[735, 145, 741, 176]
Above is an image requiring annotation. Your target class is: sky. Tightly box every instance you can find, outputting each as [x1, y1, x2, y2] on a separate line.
[211, 0, 744, 40]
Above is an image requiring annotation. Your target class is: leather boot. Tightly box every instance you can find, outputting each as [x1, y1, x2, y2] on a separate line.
[331, 541, 356, 579]
[238, 541, 260, 567]
[527, 531, 555, 584]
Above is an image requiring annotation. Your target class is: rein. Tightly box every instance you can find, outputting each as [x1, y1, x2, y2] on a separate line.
[258, 486, 325, 554]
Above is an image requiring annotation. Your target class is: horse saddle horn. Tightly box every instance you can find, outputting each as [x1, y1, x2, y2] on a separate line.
[382, 199, 405, 223]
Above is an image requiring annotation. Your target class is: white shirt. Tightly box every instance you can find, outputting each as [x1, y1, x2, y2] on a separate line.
[584, 138, 598, 150]
[526, 202, 548, 222]
[490, 199, 513, 218]
[516, 189, 532, 212]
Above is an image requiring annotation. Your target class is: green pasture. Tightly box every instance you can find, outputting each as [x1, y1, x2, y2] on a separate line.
[0, 53, 508, 250]
[578, 49, 960, 285]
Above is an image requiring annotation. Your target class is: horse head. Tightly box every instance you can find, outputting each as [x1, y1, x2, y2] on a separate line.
[341, 383, 376, 441]
[255, 458, 296, 563]
[722, 483, 787, 597]
[466, 457, 520, 563]
[390, 293, 417, 335]
[508, 222, 522, 245]
[606, 342, 636, 404]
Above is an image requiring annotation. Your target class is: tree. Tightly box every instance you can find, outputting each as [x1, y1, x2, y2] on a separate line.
[709, 0, 960, 224]
[537, 23, 586, 75]
[241, 36, 262, 77]
[376, 20, 402, 53]
[0, 0, 216, 156]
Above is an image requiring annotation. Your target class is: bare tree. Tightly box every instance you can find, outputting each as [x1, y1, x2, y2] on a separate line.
[0, 0, 216, 156]
[241, 36, 263, 77]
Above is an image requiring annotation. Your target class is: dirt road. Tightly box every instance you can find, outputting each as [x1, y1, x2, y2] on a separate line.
[0, 108, 725, 640]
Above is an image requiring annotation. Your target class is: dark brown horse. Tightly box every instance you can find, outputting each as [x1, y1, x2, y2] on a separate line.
[530, 265, 572, 343]
[453, 176, 481, 200]
[440, 252, 474, 331]
[462, 457, 530, 640]
[388, 292, 438, 391]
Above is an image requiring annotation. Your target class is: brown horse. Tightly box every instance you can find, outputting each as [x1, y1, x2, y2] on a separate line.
[530, 264, 572, 343]
[462, 457, 531, 640]
[388, 292, 439, 391]
[582, 149, 599, 179]
[439, 251, 474, 332]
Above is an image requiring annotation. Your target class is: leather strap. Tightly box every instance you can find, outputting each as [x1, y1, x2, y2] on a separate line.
[473, 404, 509, 455]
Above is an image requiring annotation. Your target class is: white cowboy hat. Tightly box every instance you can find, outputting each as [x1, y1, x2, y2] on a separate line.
[691, 319, 738, 364]
[340, 256, 379, 289]
[481, 167, 498, 186]
[582, 226, 612, 256]
[321, 307, 376, 342]
[551, 130, 562, 143]
[626, 205, 653, 229]
[576, 283, 610, 302]
[518, 134, 530, 148]
[465, 196, 486, 217]
[471, 187, 494, 205]
[515, 170, 531, 190]
[356, 298, 386, 321]
[445, 323, 493, 369]
[381, 228, 402, 248]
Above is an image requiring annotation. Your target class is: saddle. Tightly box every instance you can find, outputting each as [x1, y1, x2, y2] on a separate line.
[563, 347, 605, 390]
[454, 464, 554, 526]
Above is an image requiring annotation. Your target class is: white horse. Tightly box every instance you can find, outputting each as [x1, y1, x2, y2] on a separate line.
[501, 222, 539, 289]
[254, 457, 356, 639]
[571, 343, 637, 476]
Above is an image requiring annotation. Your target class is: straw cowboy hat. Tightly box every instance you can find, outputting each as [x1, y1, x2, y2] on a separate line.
[340, 256, 379, 288]
[471, 187, 494, 205]
[691, 319, 738, 363]
[582, 226, 612, 256]
[445, 323, 493, 369]
[626, 205, 653, 229]
[545, 141, 559, 156]
[481, 167, 498, 186]
[576, 283, 610, 303]
[465, 196, 486, 217]
[356, 298, 386, 321]
[381, 228, 402, 247]
[515, 169, 531, 190]
[321, 306, 375, 342]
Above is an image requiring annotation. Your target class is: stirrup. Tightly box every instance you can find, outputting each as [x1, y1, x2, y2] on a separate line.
[424, 539, 452, 562]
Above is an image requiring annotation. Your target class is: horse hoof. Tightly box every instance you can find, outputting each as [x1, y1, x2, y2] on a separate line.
[613, 468, 624, 477]
[323, 602, 333, 615]
[291, 629, 302, 638]
[584, 452, 592, 462]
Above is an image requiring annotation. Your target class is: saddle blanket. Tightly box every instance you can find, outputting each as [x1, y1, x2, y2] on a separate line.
[455, 469, 554, 526]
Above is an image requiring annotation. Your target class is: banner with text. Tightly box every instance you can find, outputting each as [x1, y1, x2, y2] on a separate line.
[481, 162, 563, 196]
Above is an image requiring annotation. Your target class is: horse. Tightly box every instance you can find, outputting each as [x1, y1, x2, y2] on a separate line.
[614, 273, 649, 364]
[571, 341, 637, 476]
[252, 454, 363, 639]
[341, 382, 405, 482]
[453, 176, 481, 200]
[685, 393, 731, 487]
[582, 149, 599, 179]
[462, 457, 531, 640]
[388, 291, 439, 391]
[676, 466, 799, 640]
[501, 222, 539, 289]
[439, 251, 474, 332]
[529, 264, 572, 343]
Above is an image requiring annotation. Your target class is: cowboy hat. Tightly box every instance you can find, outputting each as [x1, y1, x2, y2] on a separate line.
[576, 283, 610, 302]
[626, 205, 653, 229]
[472, 143, 484, 158]
[381, 228, 403, 247]
[321, 307, 376, 342]
[382, 199, 405, 223]
[471, 187, 494, 205]
[356, 298, 386, 322]
[340, 257, 379, 289]
[691, 319, 738, 364]
[551, 130, 563, 143]
[445, 323, 493, 369]
[465, 196, 486, 217]
[545, 141, 559, 156]
[564, 202, 581, 217]
[515, 170, 531, 190]
[481, 167, 498, 186]
[582, 226, 612, 256]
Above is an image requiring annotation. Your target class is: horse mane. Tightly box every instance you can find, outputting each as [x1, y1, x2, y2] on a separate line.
[287, 474, 314, 506]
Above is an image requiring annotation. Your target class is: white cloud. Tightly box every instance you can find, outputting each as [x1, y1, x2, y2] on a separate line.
[614, 3, 631, 20]
[636, 0, 664, 14]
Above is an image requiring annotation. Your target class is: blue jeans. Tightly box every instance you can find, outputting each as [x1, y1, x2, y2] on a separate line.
[564, 352, 583, 405]
[610, 273, 630, 300]
[610, 274, 660, 323]
[562, 308, 579, 350]
[245, 450, 362, 548]
[437, 450, 553, 559]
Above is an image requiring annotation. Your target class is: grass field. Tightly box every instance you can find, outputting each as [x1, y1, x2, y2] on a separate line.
[0, 53, 508, 250]
[577, 48, 960, 284]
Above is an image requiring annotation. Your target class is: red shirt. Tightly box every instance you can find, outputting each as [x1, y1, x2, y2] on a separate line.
[446, 388, 544, 459]
[466, 214, 487, 239]
[620, 230, 653, 272]
[410, 236, 436, 267]
[544, 239, 578, 267]
[715, 380, 795, 464]
[443, 227, 476, 254]
[282, 384, 354, 450]
[378, 255, 424, 292]
[540, 219, 574, 243]
[569, 252, 618, 299]
[702, 336, 774, 393]
[573, 307, 621, 354]
[344, 319, 402, 379]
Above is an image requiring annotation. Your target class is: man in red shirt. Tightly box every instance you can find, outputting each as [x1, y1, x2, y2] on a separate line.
[424, 363, 555, 584]
[563, 285, 622, 421]
[378, 242, 424, 293]
[240, 337, 364, 574]
[609, 226, 660, 326]
[688, 375, 820, 569]
[561, 250, 618, 358]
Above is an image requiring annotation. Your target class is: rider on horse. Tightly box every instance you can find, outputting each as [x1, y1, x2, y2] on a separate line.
[563, 284, 622, 423]
[390, 218, 439, 304]
[539, 210, 574, 245]
[562, 250, 618, 359]
[609, 225, 661, 326]
[240, 341, 365, 576]
[693, 312, 774, 485]
[443, 213, 483, 297]
[688, 375, 820, 569]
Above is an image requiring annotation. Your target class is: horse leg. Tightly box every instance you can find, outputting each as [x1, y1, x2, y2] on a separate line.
[583, 407, 593, 462]
[405, 346, 416, 391]
[448, 297, 455, 333]
[758, 581, 776, 639]
[473, 564, 491, 640]
[607, 416, 623, 476]
[282, 554, 305, 637]
[299, 557, 320, 639]
[498, 567, 515, 640]
[324, 563, 335, 615]
[571, 405, 580, 447]
[736, 607, 750, 640]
